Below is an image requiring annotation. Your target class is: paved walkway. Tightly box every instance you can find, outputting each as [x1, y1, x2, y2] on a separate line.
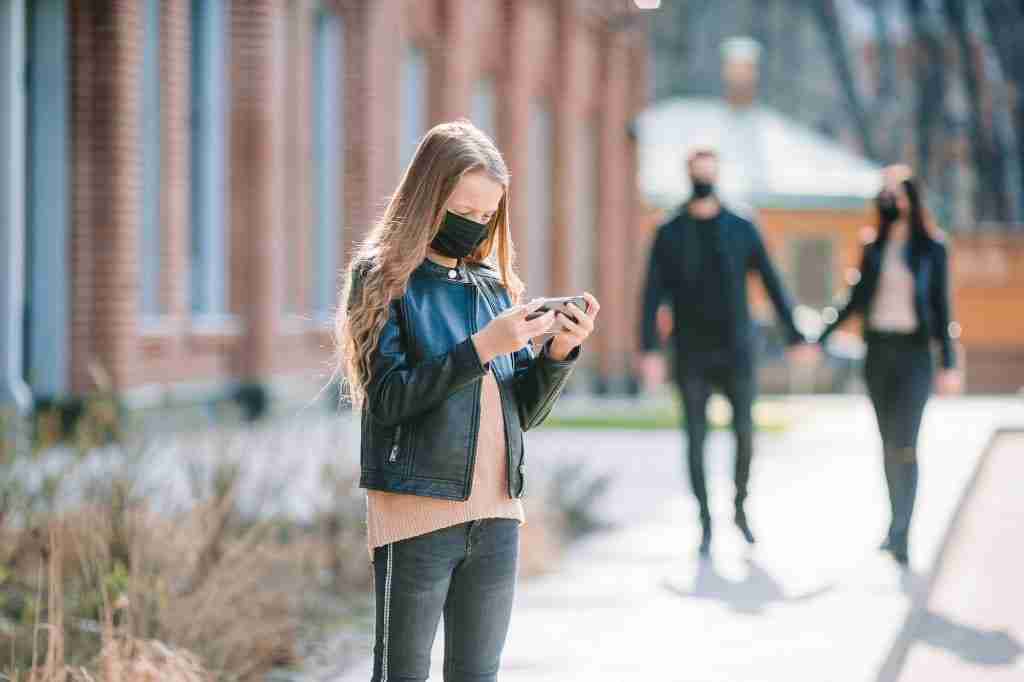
[891, 431, 1024, 682]
[337, 396, 1021, 682]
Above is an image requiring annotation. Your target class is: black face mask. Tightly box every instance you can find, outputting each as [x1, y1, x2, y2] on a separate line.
[877, 193, 901, 222]
[691, 179, 715, 199]
[431, 211, 490, 259]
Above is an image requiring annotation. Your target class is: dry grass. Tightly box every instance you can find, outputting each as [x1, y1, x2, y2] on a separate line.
[0, 419, 335, 682]
[1, 398, 612, 681]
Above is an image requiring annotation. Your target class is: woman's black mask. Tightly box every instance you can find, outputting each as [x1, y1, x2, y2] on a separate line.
[431, 211, 490, 259]
[876, 193, 901, 222]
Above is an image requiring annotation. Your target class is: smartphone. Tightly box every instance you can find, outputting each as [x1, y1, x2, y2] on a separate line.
[525, 296, 588, 322]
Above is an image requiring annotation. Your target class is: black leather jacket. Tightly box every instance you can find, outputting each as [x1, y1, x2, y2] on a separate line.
[356, 258, 579, 501]
[640, 206, 807, 364]
[819, 236, 957, 369]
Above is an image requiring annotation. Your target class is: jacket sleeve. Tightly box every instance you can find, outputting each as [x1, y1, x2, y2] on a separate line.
[513, 339, 578, 432]
[750, 224, 806, 345]
[365, 298, 489, 427]
[930, 242, 957, 369]
[640, 226, 669, 352]
[818, 245, 870, 344]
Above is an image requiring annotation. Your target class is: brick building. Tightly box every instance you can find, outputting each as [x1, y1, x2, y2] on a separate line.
[0, 0, 648, 413]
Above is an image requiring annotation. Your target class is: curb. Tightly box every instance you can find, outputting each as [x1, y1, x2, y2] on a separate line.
[874, 426, 1024, 682]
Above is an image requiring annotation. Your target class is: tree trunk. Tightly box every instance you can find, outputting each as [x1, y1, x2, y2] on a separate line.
[944, 0, 1007, 222]
[980, 0, 1024, 224]
[905, 0, 948, 189]
[808, 0, 878, 159]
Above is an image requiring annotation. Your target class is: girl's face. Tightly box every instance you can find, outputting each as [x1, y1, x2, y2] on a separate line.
[445, 170, 504, 226]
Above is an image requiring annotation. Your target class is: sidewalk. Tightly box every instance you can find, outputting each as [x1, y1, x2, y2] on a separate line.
[335, 396, 1021, 682]
[891, 430, 1024, 682]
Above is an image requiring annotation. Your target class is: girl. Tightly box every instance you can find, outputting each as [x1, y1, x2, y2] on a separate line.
[819, 164, 962, 566]
[337, 120, 599, 681]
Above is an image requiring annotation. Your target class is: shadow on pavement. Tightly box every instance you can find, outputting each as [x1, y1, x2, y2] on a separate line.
[661, 556, 836, 616]
[876, 610, 1023, 682]
[913, 610, 1023, 666]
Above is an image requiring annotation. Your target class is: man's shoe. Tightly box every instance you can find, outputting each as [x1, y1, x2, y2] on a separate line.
[882, 542, 909, 566]
[699, 521, 712, 556]
[735, 512, 757, 545]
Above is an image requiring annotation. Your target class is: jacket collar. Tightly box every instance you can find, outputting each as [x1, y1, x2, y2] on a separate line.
[416, 257, 469, 283]
[416, 257, 504, 284]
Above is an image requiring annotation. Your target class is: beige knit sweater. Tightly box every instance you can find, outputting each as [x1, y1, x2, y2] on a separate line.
[366, 369, 525, 554]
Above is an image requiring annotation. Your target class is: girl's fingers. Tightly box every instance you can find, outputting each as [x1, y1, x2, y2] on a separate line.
[582, 292, 601, 317]
[522, 300, 546, 318]
[524, 310, 556, 336]
[556, 311, 588, 339]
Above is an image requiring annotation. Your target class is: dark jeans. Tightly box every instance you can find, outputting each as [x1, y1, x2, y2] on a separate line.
[371, 519, 519, 682]
[864, 331, 933, 553]
[675, 354, 757, 522]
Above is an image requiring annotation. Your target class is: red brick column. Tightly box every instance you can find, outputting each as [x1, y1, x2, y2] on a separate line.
[436, 0, 475, 122]
[596, 30, 632, 388]
[623, 33, 649, 379]
[70, 0, 142, 392]
[161, 0, 190, 326]
[551, 2, 582, 296]
[342, 0, 401, 251]
[282, 2, 313, 316]
[499, 0, 531, 261]
[230, 0, 283, 380]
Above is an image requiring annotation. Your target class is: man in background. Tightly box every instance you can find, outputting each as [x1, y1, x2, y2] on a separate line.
[639, 147, 817, 555]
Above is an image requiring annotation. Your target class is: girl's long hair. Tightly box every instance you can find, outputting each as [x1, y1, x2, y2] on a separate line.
[336, 120, 522, 407]
[876, 174, 943, 255]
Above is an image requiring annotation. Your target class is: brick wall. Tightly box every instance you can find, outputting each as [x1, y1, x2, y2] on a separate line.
[65, 0, 648, 401]
[70, 0, 143, 393]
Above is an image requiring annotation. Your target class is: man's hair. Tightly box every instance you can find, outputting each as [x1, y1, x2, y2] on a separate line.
[687, 146, 719, 168]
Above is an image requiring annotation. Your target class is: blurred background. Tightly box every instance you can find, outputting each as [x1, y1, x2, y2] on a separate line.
[0, 1, 1022, 681]
[2, 0, 1023, 416]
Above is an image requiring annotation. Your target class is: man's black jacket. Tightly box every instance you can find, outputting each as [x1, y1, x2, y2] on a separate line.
[640, 205, 806, 367]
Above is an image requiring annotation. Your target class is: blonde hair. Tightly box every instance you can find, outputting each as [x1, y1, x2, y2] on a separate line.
[336, 120, 522, 406]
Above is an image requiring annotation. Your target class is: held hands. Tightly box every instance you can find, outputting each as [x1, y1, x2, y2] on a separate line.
[786, 342, 822, 366]
[548, 292, 601, 361]
[936, 369, 964, 396]
[638, 353, 667, 392]
[471, 302, 556, 366]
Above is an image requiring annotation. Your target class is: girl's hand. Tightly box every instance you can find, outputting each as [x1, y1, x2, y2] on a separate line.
[472, 301, 555, 365]
[549, 292, 600, 361]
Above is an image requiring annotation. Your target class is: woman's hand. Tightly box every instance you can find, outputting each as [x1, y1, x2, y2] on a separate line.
[472, 302, 556, 365]
[936, 368, 964, 396]
[549, 292, 601, 361]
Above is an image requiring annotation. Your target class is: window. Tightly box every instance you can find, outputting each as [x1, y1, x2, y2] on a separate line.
[312, 9, 343, 318]
[25, 0, 71, 396]
[471, 77, 496, 138]
[399, 46, 427, 170]
[190, 0, 228, 316]
[140, 0, 162, 317]
[525, 103, 553, 297]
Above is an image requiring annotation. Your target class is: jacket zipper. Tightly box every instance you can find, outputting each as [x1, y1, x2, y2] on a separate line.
[388, 426, 402, 463]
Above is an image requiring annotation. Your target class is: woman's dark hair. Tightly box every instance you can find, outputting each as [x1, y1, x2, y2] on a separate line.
[876, 176, 940, 262]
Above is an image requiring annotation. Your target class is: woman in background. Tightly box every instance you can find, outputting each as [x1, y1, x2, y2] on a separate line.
[819, 164, 962, 566]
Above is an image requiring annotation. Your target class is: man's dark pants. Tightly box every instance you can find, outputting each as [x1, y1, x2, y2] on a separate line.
[675, 351, 757, 523]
